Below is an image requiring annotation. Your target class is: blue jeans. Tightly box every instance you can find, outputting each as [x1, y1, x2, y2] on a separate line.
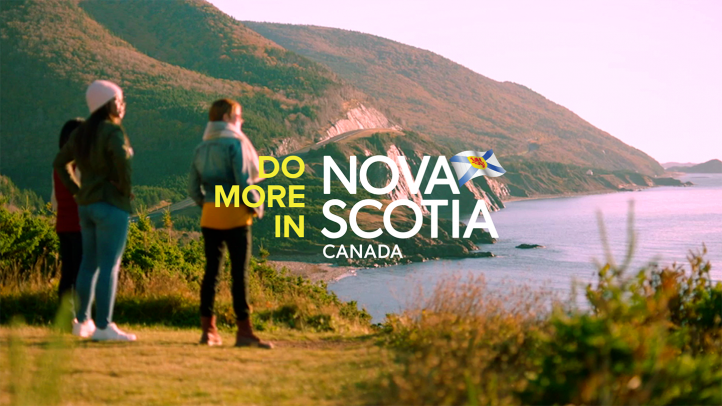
[76, 202, 129, 329]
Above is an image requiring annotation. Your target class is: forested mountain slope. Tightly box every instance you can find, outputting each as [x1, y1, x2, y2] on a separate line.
[0, 0, 371, 195]
[244, 22, 663, 175]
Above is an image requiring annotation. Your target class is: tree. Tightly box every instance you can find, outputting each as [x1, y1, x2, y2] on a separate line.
[162, 208, 173, 243]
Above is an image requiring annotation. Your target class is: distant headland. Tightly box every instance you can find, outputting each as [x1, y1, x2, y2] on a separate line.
[667, 159, 722, 174]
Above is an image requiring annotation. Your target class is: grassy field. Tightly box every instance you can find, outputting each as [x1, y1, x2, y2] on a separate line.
[1, 325, 388, 406]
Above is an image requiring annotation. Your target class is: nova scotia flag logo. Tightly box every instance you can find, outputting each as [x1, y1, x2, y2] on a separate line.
[449, 150, 506, 186]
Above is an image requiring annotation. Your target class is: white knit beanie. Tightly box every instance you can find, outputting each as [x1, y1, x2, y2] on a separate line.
[86, 80, 123, 114]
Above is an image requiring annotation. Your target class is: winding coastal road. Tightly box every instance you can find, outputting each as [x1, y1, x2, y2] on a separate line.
[291, 128, 385, 155]
[142, 128, 400, 220]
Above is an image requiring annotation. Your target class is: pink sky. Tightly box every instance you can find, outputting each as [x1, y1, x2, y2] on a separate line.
[210, 0, 721, 164]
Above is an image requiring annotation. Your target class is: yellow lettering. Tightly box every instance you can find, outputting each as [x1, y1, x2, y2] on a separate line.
[288, 185, 305, 208]
[282, 156, 304, 178]
[259, 156, 279, 178]
[215, 185, 239, 207]
[284, 215, 304, 237]
[267, 185, 286, 208]
[242, 185, 265, 207]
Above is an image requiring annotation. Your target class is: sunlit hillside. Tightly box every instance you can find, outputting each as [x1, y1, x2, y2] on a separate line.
[245, 22, 664, 175]
[0, 0, 364, 194]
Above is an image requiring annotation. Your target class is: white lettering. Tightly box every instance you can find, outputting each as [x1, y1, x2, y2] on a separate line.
[421, 199, 448, 238]
[396, 155, 430, 194]
[324, 156, 356, 194]
[360, 156, 399, 195]
[384, 199, 423, 239]
[378, 244, 390, 258]
[322, 199, 347, 239]
[425, 157, 460, 195]
[349, 199, 383, 239]
[464, 200, 498, 238]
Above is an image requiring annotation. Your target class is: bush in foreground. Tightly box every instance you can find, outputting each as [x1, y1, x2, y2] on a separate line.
[379, 248, 722, 405]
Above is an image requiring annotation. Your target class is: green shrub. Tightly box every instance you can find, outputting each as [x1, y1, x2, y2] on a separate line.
[378, 248, 722, 405]
[521, 247, 722, 405]
[0, 206, 58, 275]
[0, 204, 372, 333]
[377, 275, 549, 405]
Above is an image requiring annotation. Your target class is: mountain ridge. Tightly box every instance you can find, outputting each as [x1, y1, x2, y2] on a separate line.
[1, 0, 665, 203]
[662, 162, 698, 169]
[243, 22, 663, 176]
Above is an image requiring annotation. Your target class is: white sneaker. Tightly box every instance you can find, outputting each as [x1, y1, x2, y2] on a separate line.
[72, 318, 96, 338]
[91, 323, 137, 342]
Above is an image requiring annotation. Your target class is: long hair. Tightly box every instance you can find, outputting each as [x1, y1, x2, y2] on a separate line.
[75, 101, 113, 161]
[59, 118, 84, 149]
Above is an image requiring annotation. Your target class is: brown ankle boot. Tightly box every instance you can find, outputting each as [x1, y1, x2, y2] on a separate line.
[235, 318, 273, 349]
[199, 316, 222, 346]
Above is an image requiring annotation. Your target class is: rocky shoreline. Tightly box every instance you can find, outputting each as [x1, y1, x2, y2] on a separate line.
[333, 248, 495, 268]
[502, 175, 692, 203]
[266, 256, 356, 283]
[268, 248, 495, 283]
[268, 175, 694, 283]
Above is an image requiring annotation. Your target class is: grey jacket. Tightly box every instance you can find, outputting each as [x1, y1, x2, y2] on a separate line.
[189, 121, 264, 218]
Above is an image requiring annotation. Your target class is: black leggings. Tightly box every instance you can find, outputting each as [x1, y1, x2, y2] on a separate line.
[57, 231, 83, 301]
[200, 226, 252, 321]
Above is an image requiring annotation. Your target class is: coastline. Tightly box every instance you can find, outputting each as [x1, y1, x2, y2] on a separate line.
[268, 176, 692, 282]
[267, 255, 358, 283]
[502, 188, 626, 204]
[501, 172, 692, 204]
[267, 188, 620, 282]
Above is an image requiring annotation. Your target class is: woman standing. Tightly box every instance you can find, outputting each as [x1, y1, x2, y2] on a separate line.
[189, 98, 271, 349]
[52, 118, 84, 317]
[53, 80, 136, 341]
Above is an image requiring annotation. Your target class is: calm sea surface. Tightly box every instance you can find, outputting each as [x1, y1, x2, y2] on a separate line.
[329, 174, 722, 322]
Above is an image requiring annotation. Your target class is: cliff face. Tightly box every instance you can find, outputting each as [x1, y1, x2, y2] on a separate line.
[467, 178, 509, 212]
[385, 144, 428, 214]
[312, 132, 507, 213]
[395, 146, 507, 213]
[365, 142, 508, 214]
[323, 103, 402, 141]
[273, 137, 308, 157]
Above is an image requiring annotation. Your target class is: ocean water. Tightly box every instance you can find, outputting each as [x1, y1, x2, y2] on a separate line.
[329, 174, 722, 322]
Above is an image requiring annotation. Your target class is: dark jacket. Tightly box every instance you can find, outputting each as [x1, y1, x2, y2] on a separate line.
[53, 120, 133, 212]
